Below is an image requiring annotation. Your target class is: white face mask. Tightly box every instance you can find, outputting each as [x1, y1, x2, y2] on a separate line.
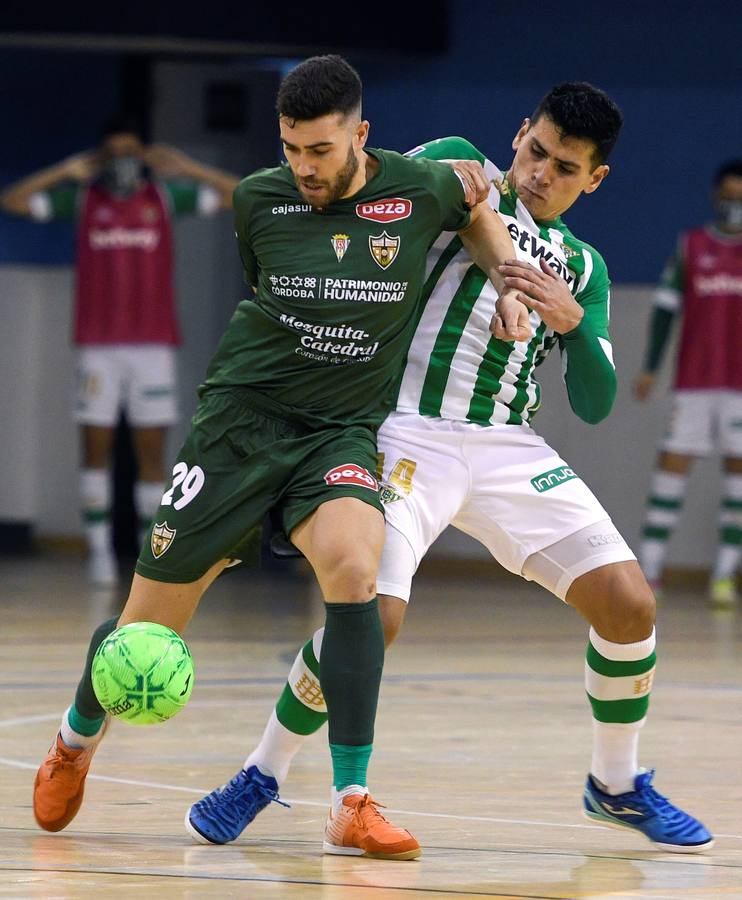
[716, 199, 742, 230]
[102, 156, 143, 197]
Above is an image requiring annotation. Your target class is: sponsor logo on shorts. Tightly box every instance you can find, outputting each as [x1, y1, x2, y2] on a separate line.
[587, 532, 623, 548]
[355, 198, 412, 223]
[530, 466, 578, 493]
[151, 521, 176, 558]
[323, 464, 379, 491]
[331, 233, 350, 262]
[369, 231, 400, 269]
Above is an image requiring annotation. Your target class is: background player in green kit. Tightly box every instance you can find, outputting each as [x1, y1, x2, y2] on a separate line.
[32, 55, 525, 860]
[192, 83, 713, 854]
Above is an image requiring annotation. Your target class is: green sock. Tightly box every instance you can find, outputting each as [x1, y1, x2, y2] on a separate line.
[320, 599, 384, 789]
[68, 704, 105, 737]
[275, 634, 328, 735]
[330, 742, 373, 790]
[73, 616, 119, 720]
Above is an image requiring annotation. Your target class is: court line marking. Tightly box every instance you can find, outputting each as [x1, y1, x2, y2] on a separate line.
[1, 754, 740, 841]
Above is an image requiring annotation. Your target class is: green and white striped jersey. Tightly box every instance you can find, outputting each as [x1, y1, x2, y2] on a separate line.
[395, 137, 614, 426]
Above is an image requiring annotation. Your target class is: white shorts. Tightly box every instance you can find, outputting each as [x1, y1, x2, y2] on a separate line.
[74, 345, 178, 427]
[661, 389, 742, 457]
[375, 412, 635, 602]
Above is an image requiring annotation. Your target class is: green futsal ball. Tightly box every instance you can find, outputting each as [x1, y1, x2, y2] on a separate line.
[91, 622, 194, 725]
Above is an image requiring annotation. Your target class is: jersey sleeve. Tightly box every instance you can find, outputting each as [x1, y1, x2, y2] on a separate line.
[405, 136, 486, 165]
[640, 236, 683, 373]
[414, 156, 472, 233]
[29, 185, 79, 222]
[558, 248, 617, 424]
[232, 179, 259, 288]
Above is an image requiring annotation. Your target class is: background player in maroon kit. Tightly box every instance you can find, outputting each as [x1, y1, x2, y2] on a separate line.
[0, 115, 240, 585]
[634, 160, 742, 605]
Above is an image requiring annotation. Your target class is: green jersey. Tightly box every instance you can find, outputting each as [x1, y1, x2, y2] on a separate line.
[397, 137, 616, 426]
[203, 148, 470, 428]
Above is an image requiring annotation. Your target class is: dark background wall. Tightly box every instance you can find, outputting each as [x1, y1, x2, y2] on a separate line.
[1, 2, 740, 279]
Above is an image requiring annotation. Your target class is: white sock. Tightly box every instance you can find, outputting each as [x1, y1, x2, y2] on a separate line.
[80, 468, 112, 556]
[589, 628, 656, 794]
[59, 707, 104, 750]
[332, 784, 368, 813]
[639, 470, 687, 581]
[713, 474, 742, 580]
[244, 710, 308, 786]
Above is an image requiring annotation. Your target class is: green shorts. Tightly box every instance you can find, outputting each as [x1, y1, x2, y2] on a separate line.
[135, 388, 382, 583]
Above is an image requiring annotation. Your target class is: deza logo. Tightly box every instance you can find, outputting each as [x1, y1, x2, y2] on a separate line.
[324, 464, 379, 491]
[356, 198, 412, 223]
[530, 466, 579, 493]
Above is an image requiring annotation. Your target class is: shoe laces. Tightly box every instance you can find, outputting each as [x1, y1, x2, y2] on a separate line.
[634, 770, 686, 823]
[215, 771, 289, 816]
[351, 794, 390, 828]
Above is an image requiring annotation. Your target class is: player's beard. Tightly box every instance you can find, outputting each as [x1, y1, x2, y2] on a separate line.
[296, 144, 359, 209]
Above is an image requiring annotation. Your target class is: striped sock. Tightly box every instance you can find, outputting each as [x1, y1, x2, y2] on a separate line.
[245, 630, 327, 784]
[80, 468, 112, 555]
[586, 626, 656, 794]
[639, 470, 687, 582]
[713, 473, 742, 581]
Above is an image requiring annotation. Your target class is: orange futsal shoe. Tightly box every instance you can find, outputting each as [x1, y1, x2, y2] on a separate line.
[33, 720, 108, 832]
[323, 793, 421, 860]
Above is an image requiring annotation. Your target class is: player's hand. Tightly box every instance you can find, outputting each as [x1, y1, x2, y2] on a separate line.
[490, 289, 532, 342]
[632, 371, 655, 401]
[498, 257, 584, 334]
[143, 144, 194, 177]
[63, 150, 100, 182]
[450, 159, 491, 208]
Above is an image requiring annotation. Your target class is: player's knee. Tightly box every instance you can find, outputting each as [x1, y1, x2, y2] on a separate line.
[571, 563, 655, 642]
[321, 548, 378, 600]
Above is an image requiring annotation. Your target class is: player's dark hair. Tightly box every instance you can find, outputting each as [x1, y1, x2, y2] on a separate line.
[99, 113, 146, 143]
[277, 55, 362, 122]
[531, 82, 623, 166]
[714, 159, 742, 187]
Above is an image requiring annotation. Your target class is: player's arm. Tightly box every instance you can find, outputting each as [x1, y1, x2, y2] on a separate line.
[0, 151, 98, 218]
[632, 237, 683, 401]
[499, 255, 616, 423]
[459, 204, 532, 341]
[143, 145, 240, 210]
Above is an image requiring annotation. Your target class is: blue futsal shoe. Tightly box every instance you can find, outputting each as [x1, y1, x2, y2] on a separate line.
[583, 769, 714, 852]
[185, 765, 289, 844]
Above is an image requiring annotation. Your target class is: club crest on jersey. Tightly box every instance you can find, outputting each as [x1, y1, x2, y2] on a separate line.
[151, 521, 176, 558]
[323, 464, 379, 491]
[331, 233, 350, 262]
[356, 198, 412, 223]
[369, 231, 400, 269]
[560, 241, 580, 259]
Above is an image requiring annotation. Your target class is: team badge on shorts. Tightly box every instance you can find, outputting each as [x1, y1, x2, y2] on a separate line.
[369, 232, 400, 269]
[331, 233, 350, 261]
[324, 464, 379, 491]
[151, 521, 176, 558]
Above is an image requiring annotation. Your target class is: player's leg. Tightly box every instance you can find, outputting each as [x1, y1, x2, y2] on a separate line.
[34, 562, 228, 833]
[523, 530, 713, 852]
[75, 347, 123, 586]
[709, 392, 742, 603]
[187, 416, 454, 853]
[128, 346, 179, 549]
[459, 423, 712, 852]
[34, 390, 283, 833]
[638, 390, 712, 594]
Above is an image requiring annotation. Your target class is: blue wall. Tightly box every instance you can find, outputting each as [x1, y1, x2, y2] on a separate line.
[357, 3, 742, 283]
[1, 4, 740, 281]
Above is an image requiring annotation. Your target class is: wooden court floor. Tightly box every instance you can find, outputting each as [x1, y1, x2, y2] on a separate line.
[1, 552, 741, 899]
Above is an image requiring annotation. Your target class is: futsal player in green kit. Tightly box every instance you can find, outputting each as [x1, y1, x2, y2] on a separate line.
[32, 55, 526, 859]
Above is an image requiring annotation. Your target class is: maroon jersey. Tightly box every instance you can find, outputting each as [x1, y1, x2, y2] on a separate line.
[74, 182, 179, 345]
[673, 228, 742, 390]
